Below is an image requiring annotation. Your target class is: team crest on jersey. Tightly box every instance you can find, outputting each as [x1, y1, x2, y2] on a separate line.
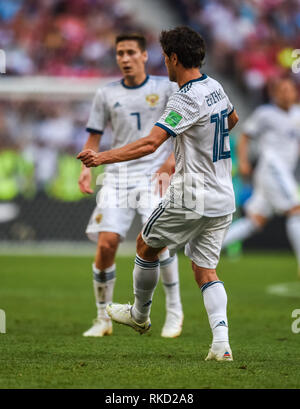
[146, 94, 159, 107]
[95, 214, 103, 224]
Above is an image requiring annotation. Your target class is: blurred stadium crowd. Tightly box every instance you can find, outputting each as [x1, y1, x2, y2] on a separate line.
[0, 0, 165, 76]
[2, 0, 299, 90]
[0, 99, 92, 200]
[0, 0, 163, 201]
[174, 0, 300, 100]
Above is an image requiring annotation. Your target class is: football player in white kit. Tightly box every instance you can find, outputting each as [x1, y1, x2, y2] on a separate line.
[78, 26, 239, 362]
[78, 33, 183, 338]
[222, 78, 300, 276]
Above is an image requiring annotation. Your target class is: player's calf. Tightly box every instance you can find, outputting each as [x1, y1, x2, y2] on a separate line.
[192, 263, 232, 360]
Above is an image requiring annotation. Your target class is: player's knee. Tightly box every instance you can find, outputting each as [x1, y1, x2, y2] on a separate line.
[97, 242, 117, 257]
[136, 233, 148, 257]
[136, 233, 143, 248]
[136, 233, 160, 261]
[191, 262, 218, 288]
[97, 234, 119, 256]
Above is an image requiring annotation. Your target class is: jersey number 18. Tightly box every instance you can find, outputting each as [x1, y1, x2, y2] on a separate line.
[211, 109, 231, 163]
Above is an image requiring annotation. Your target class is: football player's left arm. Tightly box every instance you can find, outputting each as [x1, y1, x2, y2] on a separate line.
[228, 109, 239, 131]
[77, 126, 170, 167]
[155, 152, 175, 176]
[152, 152, 175, 197]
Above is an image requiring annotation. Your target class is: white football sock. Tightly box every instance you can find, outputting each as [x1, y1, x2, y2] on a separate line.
[93, 263, 116, 319]
[222, 217, 258, 247]
[132, 255, 160, 323]
[286, 214, 300, 268]
[201, 281, 229, 344]
[159, 251, 182, 314]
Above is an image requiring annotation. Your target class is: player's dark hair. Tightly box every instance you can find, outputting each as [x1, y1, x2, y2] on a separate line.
[115, 33, 147, 51]
[159, 26, 205, 68]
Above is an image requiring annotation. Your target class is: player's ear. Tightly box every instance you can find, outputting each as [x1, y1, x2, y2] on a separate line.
[170, 52, 178, 65]
[143, 50, 148, 64]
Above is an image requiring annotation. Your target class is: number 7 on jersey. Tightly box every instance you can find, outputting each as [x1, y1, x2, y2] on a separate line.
[130, 112, 141, 130]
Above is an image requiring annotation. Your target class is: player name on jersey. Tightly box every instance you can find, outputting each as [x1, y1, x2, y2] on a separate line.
[205, 88, 226, 107]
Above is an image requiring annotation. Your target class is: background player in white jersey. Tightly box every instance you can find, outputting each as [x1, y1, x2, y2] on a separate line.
[78, 26, 239, 362]
[223, 78, 300, 276]
[78, 33, 183, 338]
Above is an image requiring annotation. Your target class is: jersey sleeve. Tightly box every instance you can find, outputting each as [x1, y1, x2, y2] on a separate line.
[227, 96, 234, 116]
[220, 85, 234, 115]
[155, 92, 201, 137]
[86, 88, 109, 134]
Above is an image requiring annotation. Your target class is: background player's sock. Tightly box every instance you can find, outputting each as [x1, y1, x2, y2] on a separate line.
[93, 263, 116, 319]
[286, 214, 300, 270]
[159, 251, 182, 313]
[222, 217, 258, 248]
[201, 281, 229, 344]
[132, 255, 160, 323]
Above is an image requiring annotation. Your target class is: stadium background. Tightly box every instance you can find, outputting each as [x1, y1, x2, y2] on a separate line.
[0, 0, 300, 254]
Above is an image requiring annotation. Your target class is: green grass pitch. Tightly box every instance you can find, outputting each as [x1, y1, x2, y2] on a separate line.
[1, 252, 300, 389]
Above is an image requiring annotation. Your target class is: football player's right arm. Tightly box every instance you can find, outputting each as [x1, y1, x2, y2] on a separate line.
[78, 132, 102, 194]
[237, 133, 252, 178]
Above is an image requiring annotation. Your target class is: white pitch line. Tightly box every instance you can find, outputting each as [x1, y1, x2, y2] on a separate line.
[266, 282, 300, 298]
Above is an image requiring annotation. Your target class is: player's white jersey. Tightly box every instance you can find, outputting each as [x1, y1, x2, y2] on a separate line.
[155, 74, 236, 217]
[86, 75, 177, 182]
[243, 104, 300, 171]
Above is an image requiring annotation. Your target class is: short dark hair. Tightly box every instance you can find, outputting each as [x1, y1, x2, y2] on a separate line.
[159, 26, 205, 68]
[115, 33, 147, 51]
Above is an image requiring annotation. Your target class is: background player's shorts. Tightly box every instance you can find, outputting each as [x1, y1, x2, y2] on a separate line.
[142, 200, 232, 269]
[86, 183, 161, 242]
[245, 159, 300, 218]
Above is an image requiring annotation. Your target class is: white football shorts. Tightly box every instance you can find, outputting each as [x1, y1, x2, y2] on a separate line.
[86, 182, 161, 242]
[245, 159, 300, 218]
[142, 200, 232, 269]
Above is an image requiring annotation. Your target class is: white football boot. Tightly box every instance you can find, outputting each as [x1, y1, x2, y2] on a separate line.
[161, 310, 184, 338]
[106, 303, 151, 334]
[83, 317, 112, 337]
[205, 343, 233, 362]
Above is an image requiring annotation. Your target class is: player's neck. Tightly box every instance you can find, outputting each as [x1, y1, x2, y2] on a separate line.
[276, 102, 292, 112]
[123, 72, 147, 88]
[177, 69, 203, 89]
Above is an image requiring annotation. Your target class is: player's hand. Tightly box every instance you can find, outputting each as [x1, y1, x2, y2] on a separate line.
[77, 149, 103, 168]
[152, 158, 175, 197]
[239, 161, 252, 178]
[78, 166, 94, 194]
